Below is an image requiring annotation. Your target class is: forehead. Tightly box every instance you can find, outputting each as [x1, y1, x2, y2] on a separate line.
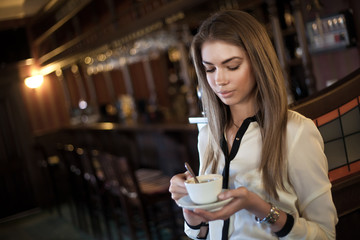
[201, 40, 246, 62]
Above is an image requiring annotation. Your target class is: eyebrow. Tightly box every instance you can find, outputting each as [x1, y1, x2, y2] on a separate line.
[202, 56, 242, 65]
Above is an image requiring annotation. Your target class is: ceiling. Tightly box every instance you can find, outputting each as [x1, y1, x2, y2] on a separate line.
[0, 0, 51, 21]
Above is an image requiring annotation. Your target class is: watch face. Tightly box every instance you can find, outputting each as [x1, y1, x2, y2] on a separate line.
[268, 205, 280, 224]
[255, 204, 280, 224]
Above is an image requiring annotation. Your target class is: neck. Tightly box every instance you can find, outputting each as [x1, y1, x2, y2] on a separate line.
[232, 120, 240, 129]
[230, 106, 257, 127]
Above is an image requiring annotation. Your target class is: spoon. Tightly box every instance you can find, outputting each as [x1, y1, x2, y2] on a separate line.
[185, 162, 199, 183]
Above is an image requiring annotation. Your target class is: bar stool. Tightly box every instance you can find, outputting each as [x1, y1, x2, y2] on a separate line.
[92, 150, 179, 240]
[57, 144, 90, 233]
[58, 144, 112, 239]
[74, 147, 116, 240]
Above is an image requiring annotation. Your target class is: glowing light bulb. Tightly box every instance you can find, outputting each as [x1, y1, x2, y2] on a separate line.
[24, 75, 44, 89]
[79, 100, 88, 109]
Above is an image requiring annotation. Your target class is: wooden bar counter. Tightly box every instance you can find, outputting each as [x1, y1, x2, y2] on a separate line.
[35, 122, 200, 177]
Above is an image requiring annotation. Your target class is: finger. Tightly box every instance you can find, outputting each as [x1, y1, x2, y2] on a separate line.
[192, 209, 218, 221]
[218, 187, 247, 200]
[169, 184, 188, 194]
[169, 188, 188, 200]
[212, 201, 238, 220]
[169, 186, 187, 200]
[217, 189, 232, 200]
[184, 208, 198, 216]
[193, 208, 229, 221]
[171, 193, 186, 201]
[183, 208, 202, 218]
[183, 208, 208, 222]
[184, 171, 193, 180]
[193, 200, 237, 221]
[170, 173, 188, 186]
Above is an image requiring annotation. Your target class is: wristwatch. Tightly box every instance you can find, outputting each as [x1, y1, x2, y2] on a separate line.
[255, 203, 280, 224]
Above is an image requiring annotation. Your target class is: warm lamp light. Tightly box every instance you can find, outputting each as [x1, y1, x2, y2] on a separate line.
[25, 75, 44, 89]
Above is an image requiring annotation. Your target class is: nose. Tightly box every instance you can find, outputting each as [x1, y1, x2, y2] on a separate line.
[214, 69, 228, 86]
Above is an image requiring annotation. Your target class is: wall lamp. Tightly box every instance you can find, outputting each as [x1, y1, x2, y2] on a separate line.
[24, 75, 44, 89]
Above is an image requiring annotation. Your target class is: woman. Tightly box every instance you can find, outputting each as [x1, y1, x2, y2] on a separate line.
[169, 10, 337, 239]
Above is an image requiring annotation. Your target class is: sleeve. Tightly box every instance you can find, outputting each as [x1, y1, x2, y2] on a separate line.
[284, 116, 338, 239]
[197, 124, 209, 174]
[184, 125, 209, 239]
[184, 225, 202, 239]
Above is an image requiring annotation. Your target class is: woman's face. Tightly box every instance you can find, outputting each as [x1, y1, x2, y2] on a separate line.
[201, 40, 256, 109]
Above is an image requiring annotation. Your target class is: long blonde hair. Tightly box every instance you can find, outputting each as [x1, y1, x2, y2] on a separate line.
[191, 10, 288, 199]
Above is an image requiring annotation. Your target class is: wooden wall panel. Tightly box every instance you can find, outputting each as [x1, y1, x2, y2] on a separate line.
[76, 65, 87, 100]
[92, 72, 111, 104]
[129, 61, 149, 101]
[39, 75, 58, 130]
[0, 76, 37, 218]
[312, 48, 360, 90]
[110, 69, 127, 97]
[47, 72, 70, 127]
[63, 67, 81, 108]
[21, 85, 42, 132]
[21, 74, 71, 133]
[150, 54, 170, 108]
[19, 63, 70, 133]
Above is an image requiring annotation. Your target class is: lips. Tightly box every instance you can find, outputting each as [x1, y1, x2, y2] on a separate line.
[217, 90, 233, 98]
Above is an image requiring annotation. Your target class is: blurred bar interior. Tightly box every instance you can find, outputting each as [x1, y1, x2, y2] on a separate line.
[0, 0, 359, 239]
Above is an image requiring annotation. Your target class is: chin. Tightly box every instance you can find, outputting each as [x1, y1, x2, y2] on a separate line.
[220, 99, 234, 106]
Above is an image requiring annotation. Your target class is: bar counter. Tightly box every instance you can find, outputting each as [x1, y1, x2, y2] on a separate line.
[35, 121, 200, 177]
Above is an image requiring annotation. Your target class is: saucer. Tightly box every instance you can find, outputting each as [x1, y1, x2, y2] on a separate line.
[177, 191, 233, 211]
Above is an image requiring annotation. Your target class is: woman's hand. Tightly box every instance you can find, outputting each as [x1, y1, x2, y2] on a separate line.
[183, 208, 208, 224]
[170, 172, 209, 231]
[193, 187, 288, 234]
[169, 172, 191, 201]
[191, 187, 252, 221]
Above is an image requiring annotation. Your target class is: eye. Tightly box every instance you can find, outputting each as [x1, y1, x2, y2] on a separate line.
[205, 67, 216, 73]
[227, 65, 240, 71]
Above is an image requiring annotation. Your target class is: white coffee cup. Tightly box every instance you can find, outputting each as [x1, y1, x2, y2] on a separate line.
[184, 174, 223, 205]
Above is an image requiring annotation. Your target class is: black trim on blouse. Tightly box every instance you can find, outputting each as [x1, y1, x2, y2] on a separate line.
[221, 115, 257, 240]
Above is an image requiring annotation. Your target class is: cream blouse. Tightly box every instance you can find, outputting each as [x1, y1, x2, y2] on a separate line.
[185, 110, 338, 239]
